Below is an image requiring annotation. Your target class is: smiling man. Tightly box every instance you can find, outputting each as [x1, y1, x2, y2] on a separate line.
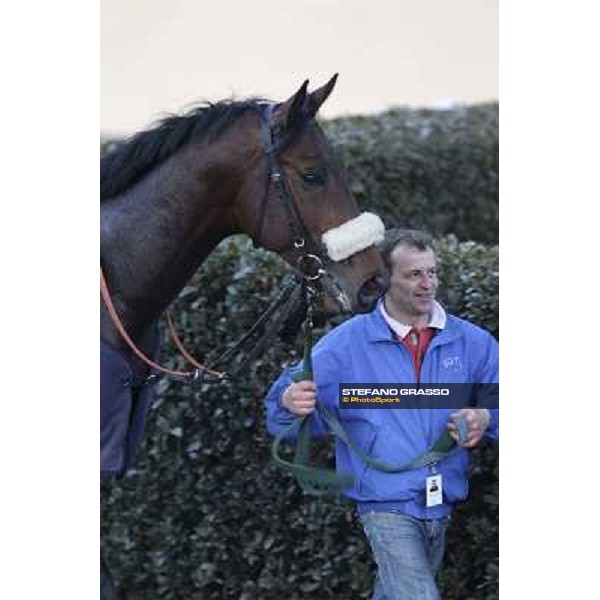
[385, 235, 439, 327]
[265, 228, 499, 599]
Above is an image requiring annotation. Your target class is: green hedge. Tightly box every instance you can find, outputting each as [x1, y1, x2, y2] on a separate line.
[101, 236, 498, 599]
[101, 102, 498, 244]
[323, 104, 498, 244]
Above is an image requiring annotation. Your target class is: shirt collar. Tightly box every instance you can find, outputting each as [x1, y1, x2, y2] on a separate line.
[379, 299, 447, 339]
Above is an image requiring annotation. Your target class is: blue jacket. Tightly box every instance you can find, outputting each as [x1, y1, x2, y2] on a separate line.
[265, 303, 499, 518]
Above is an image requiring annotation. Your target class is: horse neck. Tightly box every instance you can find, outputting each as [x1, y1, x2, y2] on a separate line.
[101, 136, 249, 338]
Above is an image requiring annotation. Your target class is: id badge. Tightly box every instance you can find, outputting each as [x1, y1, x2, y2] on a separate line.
[426, 474, 443, 507]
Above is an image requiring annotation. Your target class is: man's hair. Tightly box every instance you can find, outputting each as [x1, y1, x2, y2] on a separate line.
[377, 228, 436, 273]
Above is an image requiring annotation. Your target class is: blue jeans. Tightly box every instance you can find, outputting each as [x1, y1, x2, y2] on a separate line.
[360, 511, 449, 600]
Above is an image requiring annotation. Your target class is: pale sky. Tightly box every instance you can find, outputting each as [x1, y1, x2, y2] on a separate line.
[101, 0, 498, 135]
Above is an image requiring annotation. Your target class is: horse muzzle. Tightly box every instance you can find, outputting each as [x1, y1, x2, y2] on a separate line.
[319, 212, 387, 314]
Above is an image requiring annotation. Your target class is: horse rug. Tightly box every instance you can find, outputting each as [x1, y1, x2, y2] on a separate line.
[100, 328, 159, 478]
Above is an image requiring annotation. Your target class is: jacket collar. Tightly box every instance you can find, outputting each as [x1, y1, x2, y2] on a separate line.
[365, 299, 460, 345]
[379, 299, 446, 339]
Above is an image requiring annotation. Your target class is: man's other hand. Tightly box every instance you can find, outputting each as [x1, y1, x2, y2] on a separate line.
[448, 408, 490, 448]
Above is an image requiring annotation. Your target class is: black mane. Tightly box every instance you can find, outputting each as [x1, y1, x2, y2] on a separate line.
[100, 99, 265, 201]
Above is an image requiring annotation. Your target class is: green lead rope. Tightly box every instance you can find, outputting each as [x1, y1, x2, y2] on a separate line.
[271, 316, 355, 495]
[270, 312, 470, 496]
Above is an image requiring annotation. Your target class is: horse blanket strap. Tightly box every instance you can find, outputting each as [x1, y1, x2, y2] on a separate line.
[101, 323, 160, 477]
[270, 309, 470, 495]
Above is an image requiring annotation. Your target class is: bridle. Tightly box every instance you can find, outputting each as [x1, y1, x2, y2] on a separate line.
[253, 102, 328, 284]
[100, 103, 383, 385]
[253, 102, 366, 314]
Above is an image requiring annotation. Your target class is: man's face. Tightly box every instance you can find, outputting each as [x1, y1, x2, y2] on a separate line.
[384, 243, 438, 321]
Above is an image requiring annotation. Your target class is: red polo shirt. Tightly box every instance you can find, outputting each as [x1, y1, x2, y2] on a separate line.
[401, 327, 436, 383]
[380, 300, 446, 383]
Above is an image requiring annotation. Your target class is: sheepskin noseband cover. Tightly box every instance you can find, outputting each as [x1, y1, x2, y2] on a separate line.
[321, 212, 385, 262]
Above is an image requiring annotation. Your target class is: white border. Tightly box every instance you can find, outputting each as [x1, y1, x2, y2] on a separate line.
[502, 1, 599, 596]
[1, 2, 97, 596]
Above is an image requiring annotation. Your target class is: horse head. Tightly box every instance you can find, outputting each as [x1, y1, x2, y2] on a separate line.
[234, 75, 388, 314]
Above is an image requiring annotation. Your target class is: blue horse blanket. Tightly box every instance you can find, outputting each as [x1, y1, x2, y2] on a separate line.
[100, 330, 159, 478]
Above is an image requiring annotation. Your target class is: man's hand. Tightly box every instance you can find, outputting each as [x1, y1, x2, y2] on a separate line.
[282, 380, 317, 416]
[448, 408, 490, 448]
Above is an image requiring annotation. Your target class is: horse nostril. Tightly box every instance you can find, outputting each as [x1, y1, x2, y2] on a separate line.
[358, 275, 387, 311]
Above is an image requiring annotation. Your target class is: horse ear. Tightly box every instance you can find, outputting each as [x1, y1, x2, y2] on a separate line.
[307, 74, 338, 116]
[276, 80, 309, 131]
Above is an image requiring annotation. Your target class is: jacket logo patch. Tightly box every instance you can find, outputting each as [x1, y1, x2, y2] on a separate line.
[442, 356, 462, 371]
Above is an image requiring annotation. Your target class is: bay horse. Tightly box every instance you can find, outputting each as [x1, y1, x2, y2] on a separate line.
[100, 74, 387, 599]
[101, 75, 387, 472]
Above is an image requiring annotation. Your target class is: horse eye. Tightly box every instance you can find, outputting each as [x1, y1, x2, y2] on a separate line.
[300, 169, 326, 186]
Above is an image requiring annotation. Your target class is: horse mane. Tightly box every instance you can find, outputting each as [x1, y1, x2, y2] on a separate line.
[100, 99, 267, 201]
